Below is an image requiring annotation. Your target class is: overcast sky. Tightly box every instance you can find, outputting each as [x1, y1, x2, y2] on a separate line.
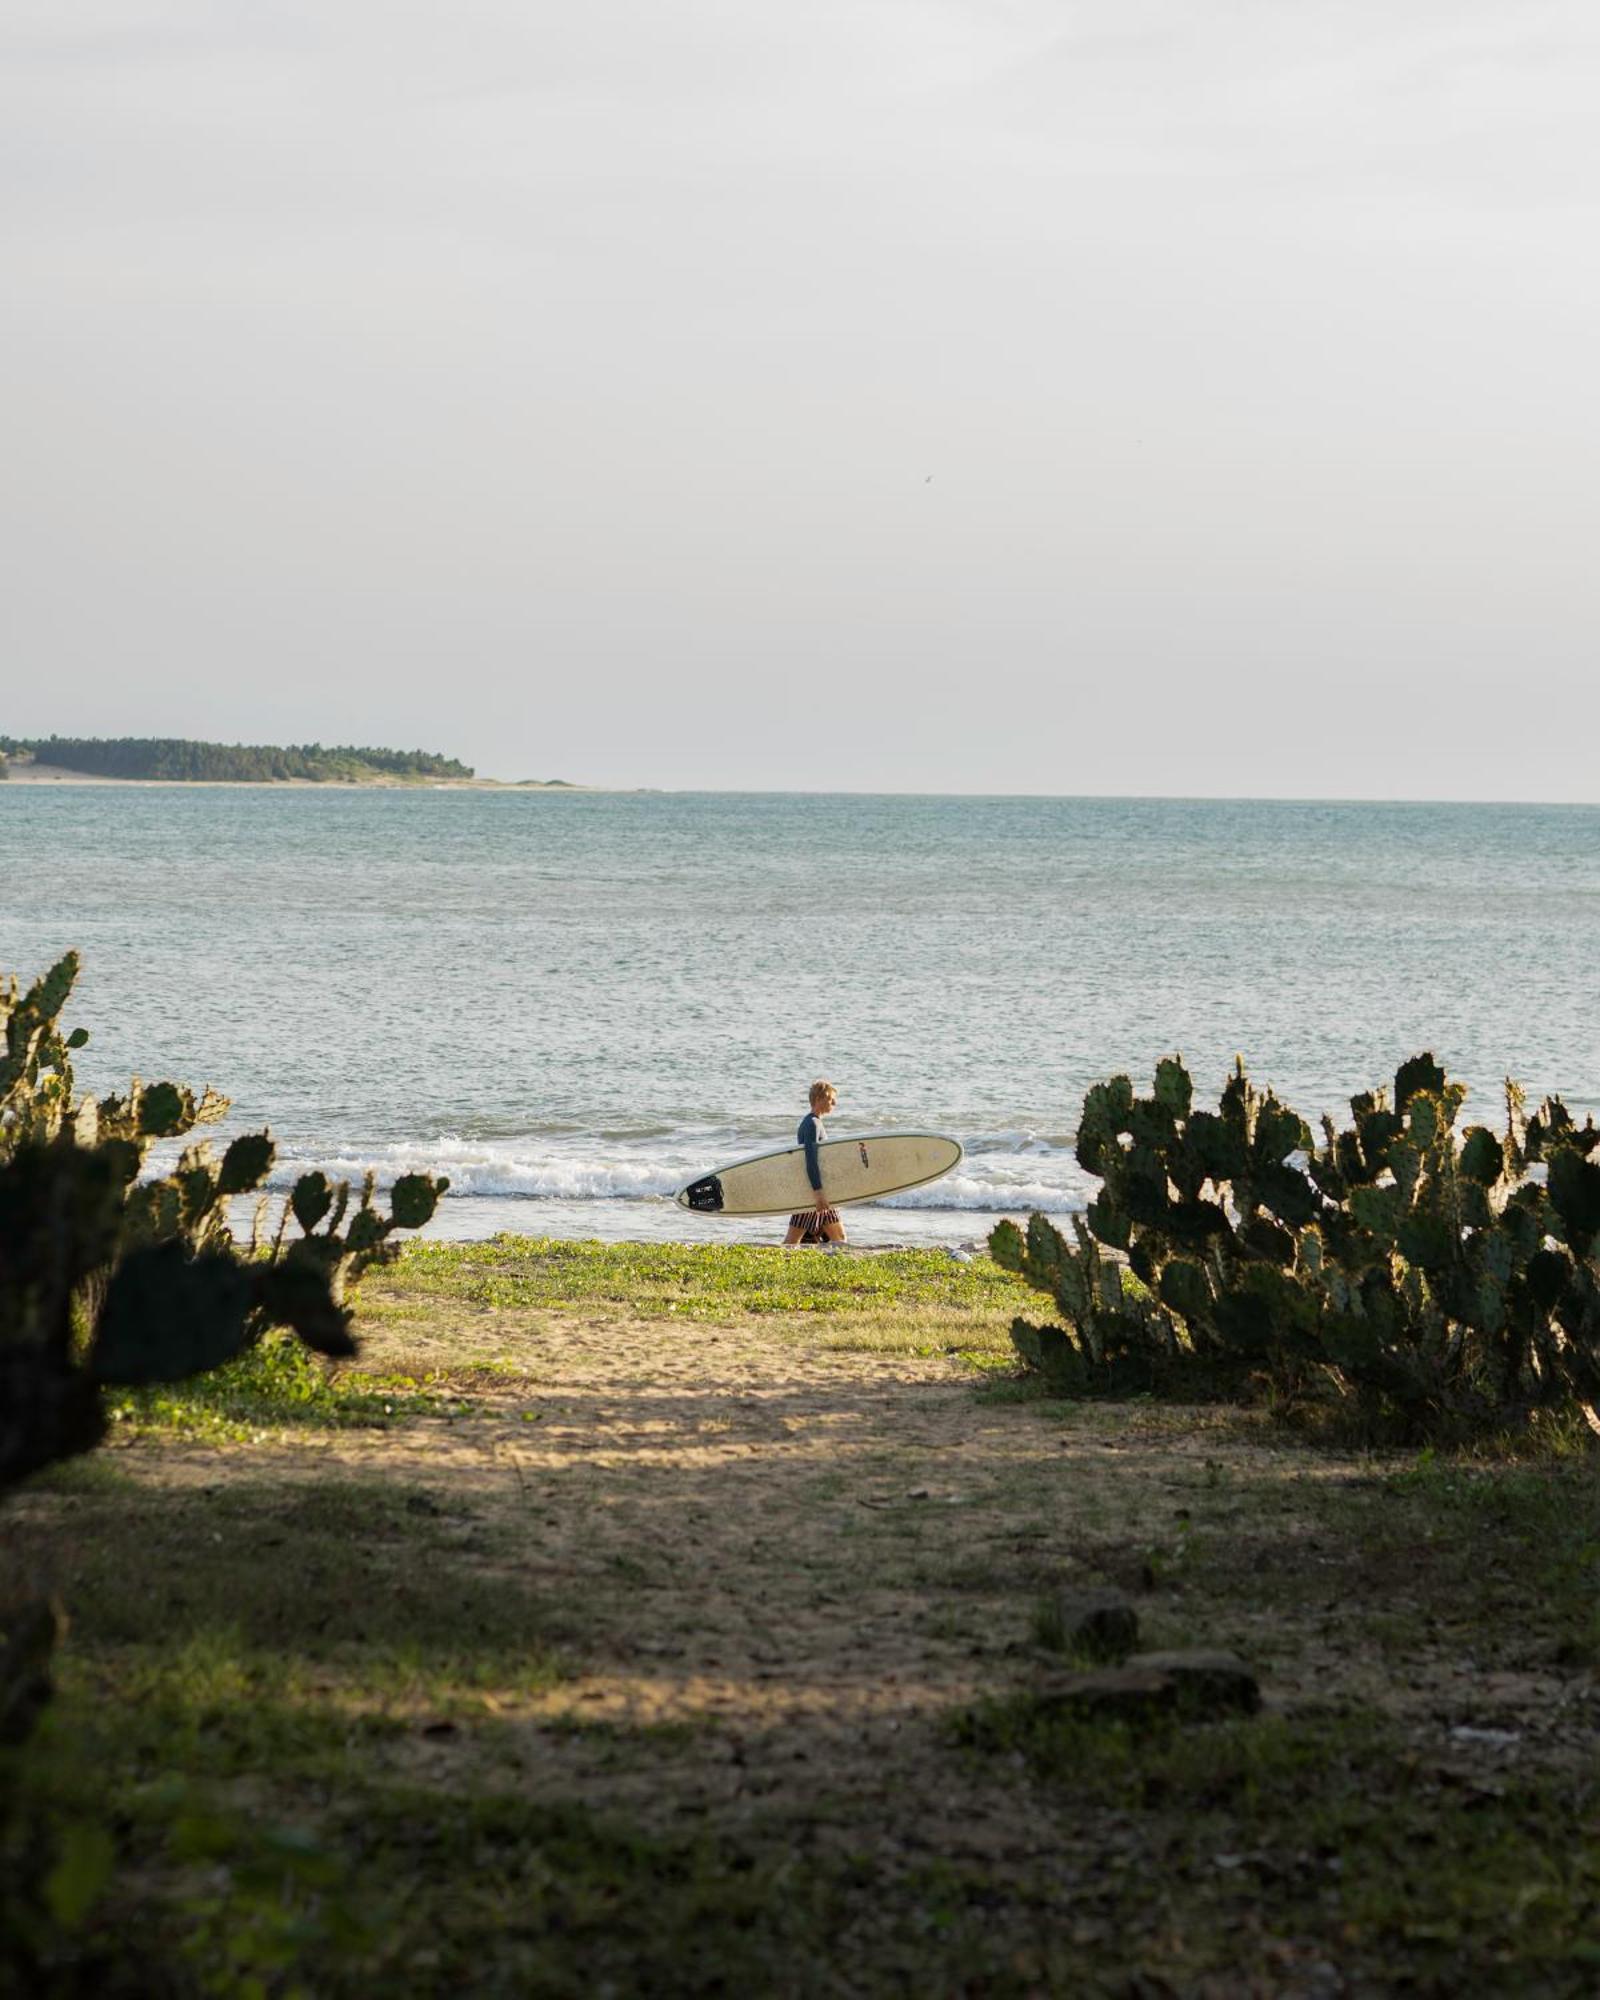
[5, 3, 1597, 795]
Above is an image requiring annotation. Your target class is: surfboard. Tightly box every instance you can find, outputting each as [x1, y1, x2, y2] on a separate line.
[677, 1133, 962, 1217]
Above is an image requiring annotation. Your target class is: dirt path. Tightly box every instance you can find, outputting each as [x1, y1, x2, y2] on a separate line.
[111, 1313, 1427, 1842]
[20, 1295, 1600, 1992]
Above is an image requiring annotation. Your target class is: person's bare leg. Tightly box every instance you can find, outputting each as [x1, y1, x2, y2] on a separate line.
[822, 1216, 847, 1244]
[783, 1222, 805, 1246]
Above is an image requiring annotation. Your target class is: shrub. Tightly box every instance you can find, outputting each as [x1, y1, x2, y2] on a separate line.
[991, 1055, 1600, 1440]
[1, 950, 450, 1488]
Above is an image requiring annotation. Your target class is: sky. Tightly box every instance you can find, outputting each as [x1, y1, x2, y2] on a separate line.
[4, 2, 1598, 796]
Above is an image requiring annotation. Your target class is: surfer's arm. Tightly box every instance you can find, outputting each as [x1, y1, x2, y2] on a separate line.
[801, 1114, 824, 1194]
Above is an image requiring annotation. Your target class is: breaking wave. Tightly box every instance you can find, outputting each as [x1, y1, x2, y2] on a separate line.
[266, 1128, 1087, 1216]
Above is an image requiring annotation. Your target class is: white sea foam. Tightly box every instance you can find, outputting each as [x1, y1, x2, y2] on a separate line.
[879, 1173, 1079, 1212]
[269, 1147, 681, 1204]
[267, 1131, 1086, 1213]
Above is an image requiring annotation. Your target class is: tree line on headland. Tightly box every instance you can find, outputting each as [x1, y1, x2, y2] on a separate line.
[0, 735, 474, 782]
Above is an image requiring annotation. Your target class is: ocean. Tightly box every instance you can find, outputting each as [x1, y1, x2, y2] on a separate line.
[3, 786, 1597, 1245]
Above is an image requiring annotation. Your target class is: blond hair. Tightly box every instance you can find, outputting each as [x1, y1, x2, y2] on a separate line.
[809, 1079, 837, 1109]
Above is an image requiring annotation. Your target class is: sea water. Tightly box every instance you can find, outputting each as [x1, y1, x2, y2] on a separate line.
[3, 787, 1597, 1245]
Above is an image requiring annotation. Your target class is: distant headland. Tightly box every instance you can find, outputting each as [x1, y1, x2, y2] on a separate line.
[0, 736, 577, 789]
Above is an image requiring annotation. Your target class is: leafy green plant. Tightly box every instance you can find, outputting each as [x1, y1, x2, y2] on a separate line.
[992, 1054, 1600, 1439]
[1, 951, 448, 1986]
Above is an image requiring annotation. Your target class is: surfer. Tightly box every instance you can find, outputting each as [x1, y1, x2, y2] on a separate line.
[784, 1079, 846, 1248]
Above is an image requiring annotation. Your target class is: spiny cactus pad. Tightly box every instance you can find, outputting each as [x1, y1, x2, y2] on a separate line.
[1, 953, 448, 1494]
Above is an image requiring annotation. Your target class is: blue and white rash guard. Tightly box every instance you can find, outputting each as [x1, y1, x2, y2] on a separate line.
[798, 1111, 827, 1192]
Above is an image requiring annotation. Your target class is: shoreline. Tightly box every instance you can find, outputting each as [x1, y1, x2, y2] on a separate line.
[7, 765, 1596, 806]
[402, 1227, 992, 1254]
[397, 1190, 1014, 1252]
[373, 1207, 1002, 1255]
[245, 1229, 1001, 1255]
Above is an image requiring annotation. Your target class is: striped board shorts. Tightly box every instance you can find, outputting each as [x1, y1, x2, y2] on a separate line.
[790, 1206, 841, 1231]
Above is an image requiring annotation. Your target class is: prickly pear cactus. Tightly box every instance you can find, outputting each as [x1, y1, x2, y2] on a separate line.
[0, 954, 449, 1491]
[991, 1212, 1183, 1393]
[993, 1051, 1600, 1438]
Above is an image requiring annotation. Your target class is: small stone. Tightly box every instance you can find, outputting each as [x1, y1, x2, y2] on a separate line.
[1026, 1665, 1179, 1725]
[1023, 1648, 1260, 1727]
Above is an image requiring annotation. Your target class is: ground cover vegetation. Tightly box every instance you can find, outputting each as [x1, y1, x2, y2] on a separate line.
[384, 1235, 1022, 1355]
[8, 963, 1598, 1992]
[0, 953, 446, 1990]
[10, 1236, 1599, 1994]
[0, 736, 472, 781]
[993, 1054, 1600, 1443]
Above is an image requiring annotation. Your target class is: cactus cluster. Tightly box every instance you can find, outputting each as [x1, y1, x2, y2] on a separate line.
[1, 952, 450, 1489]
[992, 1054, 1600, 1437]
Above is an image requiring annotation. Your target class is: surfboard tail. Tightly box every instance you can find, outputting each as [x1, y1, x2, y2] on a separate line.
[680, 1174, 725, 1214]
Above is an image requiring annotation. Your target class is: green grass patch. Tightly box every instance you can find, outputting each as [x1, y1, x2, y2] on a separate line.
[951, 1703, 1600, 1990]
[1377, 1456, 1600, 1666]
[326, 1790, 866, 1995]
[36, 1472, 569, 1710]
[1051, 1447, 1600, 1681]
[36, 1780, 881, 1999]
[379, 1235, 1026, 1322]
[107, 1333, 453, 1439]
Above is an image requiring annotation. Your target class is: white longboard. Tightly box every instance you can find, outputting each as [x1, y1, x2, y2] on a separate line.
[677, 1133, 961, 1217]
